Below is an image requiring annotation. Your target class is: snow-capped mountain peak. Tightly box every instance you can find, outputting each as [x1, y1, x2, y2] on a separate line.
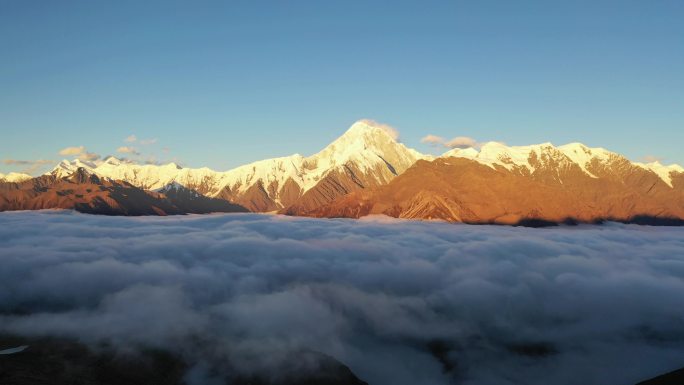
[102, 156, 123, 166]
[634, 161, 683, 187]
[308, 119, 429, 176]
[50, 159, 97, 178]
[0, 172, 32, 183]
[342, 119, 399, 141]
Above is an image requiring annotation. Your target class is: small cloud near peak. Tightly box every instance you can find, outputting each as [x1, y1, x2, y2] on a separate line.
[139, 138, 158, 145]
[124, 135, 156, 145]
[641, 155, 664, 164]
[2, 159, 54, 174]
[58, 146, 100, 162]
[354, 119, 400, 141]
[421, 134, 480, 149]
[58, 146, 86, 156]
[117, 146, 140, 156]
[445, 136, 478, 149]
[420, 134, 445, 146]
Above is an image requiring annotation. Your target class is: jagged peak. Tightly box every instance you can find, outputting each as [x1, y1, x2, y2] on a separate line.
[154, 181, 203, 198]
[308, 120, 426, 177]
[49, 158, 96, 178]
[154, 181, 186, 192]
[66, 167, 100, 184]
[102, 156, 123, 166]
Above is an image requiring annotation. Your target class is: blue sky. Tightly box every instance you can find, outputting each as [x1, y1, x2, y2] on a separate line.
[1, 0, 682, 174]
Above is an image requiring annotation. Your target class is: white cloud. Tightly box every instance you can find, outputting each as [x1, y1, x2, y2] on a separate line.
[119, 135, 158, 162]
[125, 135, 157, 145]
[444, 136, 477, 149]
[642, 155, 664, 163]
[422, 134, 479, 149]
[420, 134, 445, 146]
[2, 159, 54, 174]
[0, 212, 683, 385]
[58, 146, 100, 162]
[58, 146, 86, 156]
[2, 159, 52, 166]
[116, 146, 140, 155]
[139, 138, 158, 145]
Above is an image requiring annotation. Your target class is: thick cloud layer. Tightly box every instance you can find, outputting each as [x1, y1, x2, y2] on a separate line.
[1, 211, 684, 385]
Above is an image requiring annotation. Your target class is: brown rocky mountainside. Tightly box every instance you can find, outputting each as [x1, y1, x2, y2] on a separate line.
[299, 157, 684, 225]
[280, 161, 402, 216]
[0, 168, 247, 215]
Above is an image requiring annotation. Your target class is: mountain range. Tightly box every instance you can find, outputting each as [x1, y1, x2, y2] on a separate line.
[1, 120, 682, 225]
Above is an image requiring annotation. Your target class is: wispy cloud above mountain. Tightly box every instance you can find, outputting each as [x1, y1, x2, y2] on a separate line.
[357, 119, 400, 141]
[123, 134, 157, 146]
[58, 146, 101, 162]
[421, 134, 479, 149]
[1, 212, 683, 385]
[2, 159, 54, 174]
[116, 146, 140, 155]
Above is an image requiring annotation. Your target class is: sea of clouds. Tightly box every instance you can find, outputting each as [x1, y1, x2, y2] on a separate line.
[1, 211, 683, 385]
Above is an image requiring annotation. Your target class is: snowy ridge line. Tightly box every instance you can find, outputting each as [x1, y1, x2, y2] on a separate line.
[443, 141, 682, 186]
[44, 120, 682, 195]
[0, 172, 33, 183]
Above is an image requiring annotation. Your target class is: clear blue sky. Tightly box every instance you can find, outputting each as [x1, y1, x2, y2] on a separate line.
[1, 0, 683, 174]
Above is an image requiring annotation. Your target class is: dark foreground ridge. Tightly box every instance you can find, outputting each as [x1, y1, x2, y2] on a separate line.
[507, 215, 684, 227]
[636, 366, 684, 385]
[0, 335, 367, 385]
[3, 333, 681, 385]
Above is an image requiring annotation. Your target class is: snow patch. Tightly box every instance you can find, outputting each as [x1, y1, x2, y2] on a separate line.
[634, 161, 683, 187]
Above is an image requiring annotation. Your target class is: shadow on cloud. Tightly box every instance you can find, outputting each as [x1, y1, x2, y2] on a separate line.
[1, 211, 683, 385]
